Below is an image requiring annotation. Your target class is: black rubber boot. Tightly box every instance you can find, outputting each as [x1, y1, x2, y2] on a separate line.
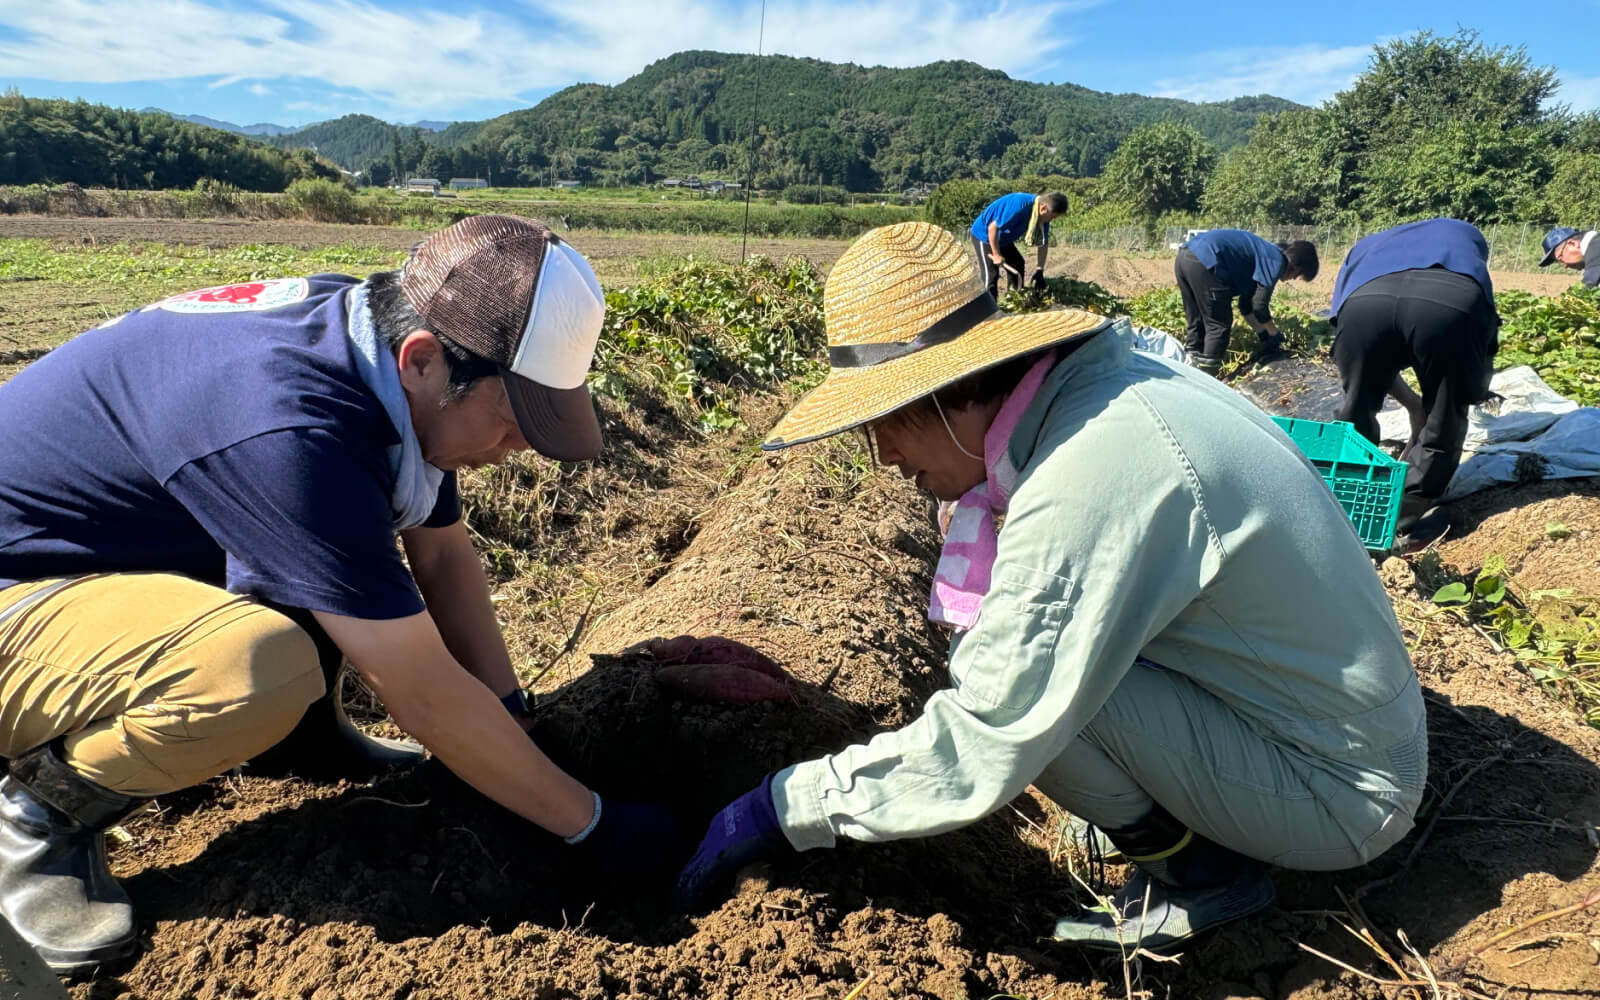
[246, 661, 424, 781]
[1052, 804, 1275, 951]
[1191, 355, 1224, 378]
[0, 741, 142, 974]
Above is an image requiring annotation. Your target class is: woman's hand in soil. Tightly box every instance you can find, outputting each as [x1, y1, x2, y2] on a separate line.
[672, 774, 793, 911]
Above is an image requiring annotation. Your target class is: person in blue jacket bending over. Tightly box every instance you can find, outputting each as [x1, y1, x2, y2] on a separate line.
[1175, 229, 1319, 375]
[1329, 218, 1500, 546]
[970, 191, 1068, 298]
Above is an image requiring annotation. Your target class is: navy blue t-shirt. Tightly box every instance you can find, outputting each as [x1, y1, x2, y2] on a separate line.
[0, 274, 459, 620]
[1184, 229, 1286, 295]
[1330, 218, 1493, 319]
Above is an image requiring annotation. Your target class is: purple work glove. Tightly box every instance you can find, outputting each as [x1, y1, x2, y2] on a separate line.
[672, 774, 793, 910]
[570, 795, 686, 881]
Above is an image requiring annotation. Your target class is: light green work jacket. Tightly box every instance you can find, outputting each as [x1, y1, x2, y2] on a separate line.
[773, 323, 1426, 851]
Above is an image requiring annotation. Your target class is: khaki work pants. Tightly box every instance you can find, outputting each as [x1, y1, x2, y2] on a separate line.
[0, 574, 325, 797]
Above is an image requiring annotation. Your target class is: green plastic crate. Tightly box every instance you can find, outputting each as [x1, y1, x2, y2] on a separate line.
[1271, 416, 1407, 551]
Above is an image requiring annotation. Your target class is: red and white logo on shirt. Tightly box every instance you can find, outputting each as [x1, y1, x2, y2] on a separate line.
[150, 278, 310, 314]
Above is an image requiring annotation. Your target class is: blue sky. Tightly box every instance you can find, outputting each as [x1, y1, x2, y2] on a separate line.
[1, 0, 1596, 128]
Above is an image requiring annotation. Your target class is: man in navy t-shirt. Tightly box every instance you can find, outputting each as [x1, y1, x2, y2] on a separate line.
[969, 191, 1068, 298]
[1329, 218, 1500, 545]
[0, 215, 679, 972]
[1174, 229, 1319, 375]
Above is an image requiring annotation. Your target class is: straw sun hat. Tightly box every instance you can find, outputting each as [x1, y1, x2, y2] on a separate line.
[763, 221, 1111, 450]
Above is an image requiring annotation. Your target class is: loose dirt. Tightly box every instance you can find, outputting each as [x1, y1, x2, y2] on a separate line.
[67, 432, 1600, 1000]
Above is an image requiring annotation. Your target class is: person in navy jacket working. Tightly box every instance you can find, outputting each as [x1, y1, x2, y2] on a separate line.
[1175, 229, 1319, 375]
[1329, 218, 1501, 545]
[970, 191, 1068, 298]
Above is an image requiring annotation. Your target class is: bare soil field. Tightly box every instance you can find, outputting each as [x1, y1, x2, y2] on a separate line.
[0, 217, 1594, 998]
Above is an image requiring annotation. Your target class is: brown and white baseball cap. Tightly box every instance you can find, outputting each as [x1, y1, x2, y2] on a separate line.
[400, 214, 606, 461]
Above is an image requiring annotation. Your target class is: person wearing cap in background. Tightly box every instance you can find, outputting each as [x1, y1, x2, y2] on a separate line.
[672, 222, 1425, 951]
[970, 191, 1068, 298]
[1329, 218, 1500, 547]
[1174, 228, 1319, 376]
[1539, 225, 1600, 287]
[0, 215, 678, 974]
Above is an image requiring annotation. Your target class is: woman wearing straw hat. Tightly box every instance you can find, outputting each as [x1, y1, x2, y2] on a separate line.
[672, 221, 1426, 950]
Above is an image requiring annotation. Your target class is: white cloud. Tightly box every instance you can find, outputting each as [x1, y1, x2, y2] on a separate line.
[1152, 43, 1374, 106]
[0, 0, 1099, 117]
[1556, 75, 1600, 113]
[247, 82, 272, 96]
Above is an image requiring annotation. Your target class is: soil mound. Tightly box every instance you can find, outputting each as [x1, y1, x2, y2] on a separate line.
[69, 439, 1600, 1000]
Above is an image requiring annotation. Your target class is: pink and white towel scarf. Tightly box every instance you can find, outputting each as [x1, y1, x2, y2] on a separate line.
[928, 355, 1057, 629]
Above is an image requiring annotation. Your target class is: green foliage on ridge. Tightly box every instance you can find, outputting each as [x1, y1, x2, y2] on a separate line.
[0, 94, 343, 191]
[351, 52, 1291, 192]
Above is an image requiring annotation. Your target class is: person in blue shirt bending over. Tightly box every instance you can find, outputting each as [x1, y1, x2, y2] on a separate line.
[970, 191, 1068, 298]
[1175, 229, 1319, 376]
[1329, 218, 1500, 546]
[0, 215, 683, 974]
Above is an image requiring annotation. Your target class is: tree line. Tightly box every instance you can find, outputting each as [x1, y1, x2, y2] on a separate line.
[0, 92, 341, 191]
[1066, 32, 1600, 230]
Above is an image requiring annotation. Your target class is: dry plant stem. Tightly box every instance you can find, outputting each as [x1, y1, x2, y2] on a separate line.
[1355, 755, 1505, 901]
[526, 589, 600, 687]
[1469, 888, 1600, 957]
[341, 796, 432, 809]
[840, 972, 874, 1000]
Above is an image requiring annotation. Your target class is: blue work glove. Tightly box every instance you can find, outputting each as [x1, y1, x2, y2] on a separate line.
[568, 794, 686, 881]
[672, 774, 792, 910]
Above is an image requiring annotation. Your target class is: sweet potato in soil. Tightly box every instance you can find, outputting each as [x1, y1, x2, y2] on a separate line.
[639, 634, 791, 680]
[72, 456, 1600, 1000]
[654, 662, 797, 703]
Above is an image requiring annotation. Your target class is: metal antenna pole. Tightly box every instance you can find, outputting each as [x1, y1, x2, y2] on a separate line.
[740, 0, 767, 263]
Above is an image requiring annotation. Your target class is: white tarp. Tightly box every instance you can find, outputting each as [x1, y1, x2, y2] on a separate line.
[1373, 367, 1597, 501]
[1441, 407, 1600, 500]
[1376, 366, 1579, 447]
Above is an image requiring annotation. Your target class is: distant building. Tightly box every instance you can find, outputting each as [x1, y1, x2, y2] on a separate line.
[707, 180, 726, 193]
[406, 178, 441, 196]
[553, 179, 582, 189]
[449, 177, 488, 190]
[683, 175, 703, 190]
[660, 178, 683, 188]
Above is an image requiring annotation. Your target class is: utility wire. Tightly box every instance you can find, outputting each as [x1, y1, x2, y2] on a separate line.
[740, 0, 767, 262]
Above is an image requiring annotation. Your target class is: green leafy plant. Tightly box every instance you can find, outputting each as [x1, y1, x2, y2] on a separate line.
[1431, 555, 1600, 728]
[998, 275, 1125, 316]
[591, 254, 826, 426]
[1493, 285, 1600, 406]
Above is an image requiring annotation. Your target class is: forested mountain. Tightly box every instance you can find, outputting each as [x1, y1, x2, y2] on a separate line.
[412, 52, 1298, 191]
[268, 52, 1291, 190]
[261, 115, 437, 178]
[0, 96, 341, 190]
